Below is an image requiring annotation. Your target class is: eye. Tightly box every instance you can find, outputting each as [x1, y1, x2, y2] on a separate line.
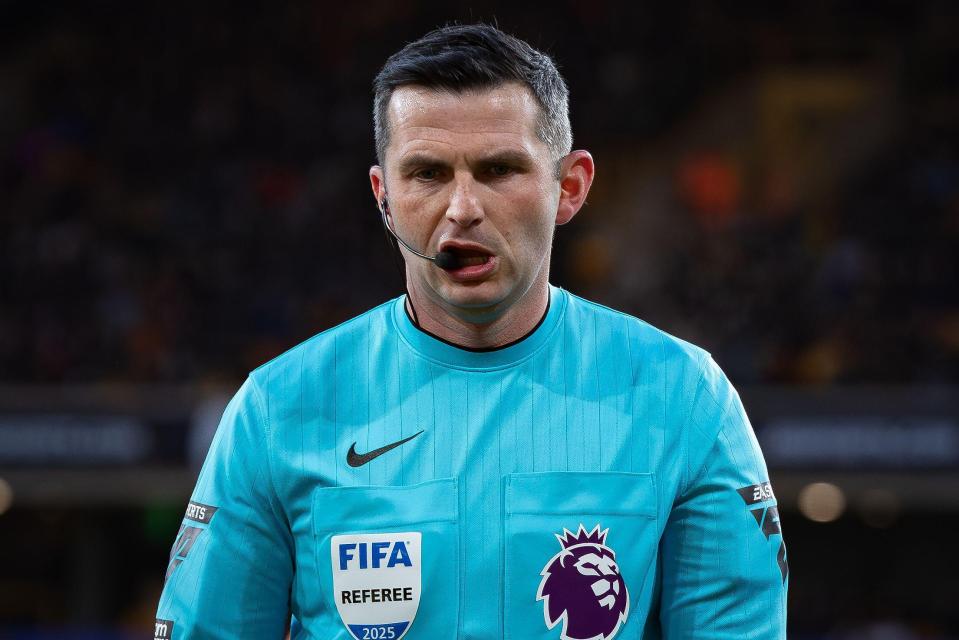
[489, 164, 513, 177]
[414, 167, 440, 181]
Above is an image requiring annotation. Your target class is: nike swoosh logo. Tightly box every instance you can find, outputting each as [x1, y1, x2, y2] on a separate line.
[347, 430, 425, 468]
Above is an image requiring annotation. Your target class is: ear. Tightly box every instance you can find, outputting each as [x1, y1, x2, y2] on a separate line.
[555, 150, 595, 226]
[369, 165, 387, 211]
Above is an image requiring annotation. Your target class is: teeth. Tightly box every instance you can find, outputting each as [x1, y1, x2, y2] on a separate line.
[458, 256, 489, 267]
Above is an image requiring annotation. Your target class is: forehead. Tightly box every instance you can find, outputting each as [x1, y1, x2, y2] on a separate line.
[384, 83, 546, 162]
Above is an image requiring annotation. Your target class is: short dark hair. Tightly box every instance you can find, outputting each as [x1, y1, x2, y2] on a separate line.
[373, 24, 572, 167]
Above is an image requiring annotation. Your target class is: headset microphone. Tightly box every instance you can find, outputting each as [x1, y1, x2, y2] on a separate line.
[379, 199, 461, 271]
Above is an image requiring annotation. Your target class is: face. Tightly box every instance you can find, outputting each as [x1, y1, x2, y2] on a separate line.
[370, 83, 591, 323]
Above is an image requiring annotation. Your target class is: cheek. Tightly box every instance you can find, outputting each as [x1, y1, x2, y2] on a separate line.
[510, 206, 555, 249]
[490, 186, 558, 261]
[520, 218, 556, 259]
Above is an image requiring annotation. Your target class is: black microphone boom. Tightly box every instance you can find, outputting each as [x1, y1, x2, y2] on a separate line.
[379, 201, 461, 271]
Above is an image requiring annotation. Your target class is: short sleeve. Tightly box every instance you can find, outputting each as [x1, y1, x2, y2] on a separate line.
[659, 358, 788, 639]
[156, 377, 294, 639]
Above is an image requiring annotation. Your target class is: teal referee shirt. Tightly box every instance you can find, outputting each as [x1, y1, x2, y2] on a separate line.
[157, 286, 787, 639]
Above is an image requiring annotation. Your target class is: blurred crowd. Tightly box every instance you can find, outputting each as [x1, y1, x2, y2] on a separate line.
[668, 86, 958, 385]
[1, 1, 957, 385]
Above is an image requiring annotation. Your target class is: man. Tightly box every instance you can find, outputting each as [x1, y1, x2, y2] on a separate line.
[157, 24, 787, 640]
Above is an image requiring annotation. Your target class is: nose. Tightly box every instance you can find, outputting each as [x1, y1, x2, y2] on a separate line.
[445, 178, 484, 228]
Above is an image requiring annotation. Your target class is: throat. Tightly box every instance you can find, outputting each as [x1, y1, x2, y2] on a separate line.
[403, 289, 551, 352]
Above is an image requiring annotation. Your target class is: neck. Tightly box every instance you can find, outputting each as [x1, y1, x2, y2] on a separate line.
[404, 279, 550, 350]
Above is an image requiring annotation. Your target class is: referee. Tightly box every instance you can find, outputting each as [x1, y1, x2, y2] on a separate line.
[157, 23, 787, 640]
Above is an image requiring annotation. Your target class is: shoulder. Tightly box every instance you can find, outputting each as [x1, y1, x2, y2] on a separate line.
[559, 289, 712, 380]
[248, 297, 399, 393]
[559, 291, 739, 461]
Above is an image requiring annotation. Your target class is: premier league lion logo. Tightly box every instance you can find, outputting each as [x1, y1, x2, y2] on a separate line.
[536, 524, 629, 640]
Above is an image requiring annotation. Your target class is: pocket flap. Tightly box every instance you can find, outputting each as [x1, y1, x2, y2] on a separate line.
[313, 478, 458, 533]
[506, 472, 656, 518]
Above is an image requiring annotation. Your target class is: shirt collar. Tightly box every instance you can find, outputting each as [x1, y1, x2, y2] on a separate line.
[392, 285, 567, 370]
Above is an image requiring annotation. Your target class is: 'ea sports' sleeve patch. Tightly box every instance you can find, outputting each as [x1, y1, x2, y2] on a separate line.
[184, 501, 218, 524]
[737, 482, 788, 583]
[736, 482, 775, 506]
[165, 501, 220, 582]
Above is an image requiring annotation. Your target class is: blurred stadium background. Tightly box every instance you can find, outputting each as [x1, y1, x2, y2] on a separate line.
[1, 2, 958, 638]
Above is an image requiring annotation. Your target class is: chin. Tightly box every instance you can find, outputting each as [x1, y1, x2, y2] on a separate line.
[438, 280, 512, 314]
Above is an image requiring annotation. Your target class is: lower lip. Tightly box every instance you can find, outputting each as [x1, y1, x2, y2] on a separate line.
[442, 256, 497, 281]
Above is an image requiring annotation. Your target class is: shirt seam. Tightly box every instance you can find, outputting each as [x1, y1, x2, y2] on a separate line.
[248, 375, 294, 535]
[680, 355, 731, 497]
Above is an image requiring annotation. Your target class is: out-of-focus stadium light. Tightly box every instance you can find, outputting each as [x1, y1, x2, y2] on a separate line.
[798, 481, 846, 522]
[0, 477, 12, 516]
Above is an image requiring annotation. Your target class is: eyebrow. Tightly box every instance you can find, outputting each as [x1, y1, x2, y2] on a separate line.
[475, 149, 533, 167]
[396, 149, 534, 174]
[397, 153, 445, 175]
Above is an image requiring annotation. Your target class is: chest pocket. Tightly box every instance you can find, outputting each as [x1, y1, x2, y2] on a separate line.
[312, 478, 460, 640]
[503, 472, 658, 640]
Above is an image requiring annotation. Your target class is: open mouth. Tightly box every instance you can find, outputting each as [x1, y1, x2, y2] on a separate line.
[449, 249, 492, 267]
[438, 242, 495, 271]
